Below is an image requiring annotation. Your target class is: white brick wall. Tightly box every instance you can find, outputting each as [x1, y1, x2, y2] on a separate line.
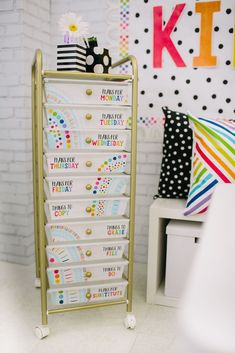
[0, 0, 163, 265]
[0, 0, 51, 265]
[135, 134, 163, 263]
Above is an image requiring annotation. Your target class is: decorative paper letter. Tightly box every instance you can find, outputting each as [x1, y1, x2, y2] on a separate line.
[193, 1, 221, 67]
[153, 3, 186, 68]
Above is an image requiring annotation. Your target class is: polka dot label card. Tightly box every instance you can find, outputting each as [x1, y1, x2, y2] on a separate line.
[128, 0, 235, 134]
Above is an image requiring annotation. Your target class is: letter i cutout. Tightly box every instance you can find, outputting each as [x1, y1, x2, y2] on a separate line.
[193, 1, 221, 67]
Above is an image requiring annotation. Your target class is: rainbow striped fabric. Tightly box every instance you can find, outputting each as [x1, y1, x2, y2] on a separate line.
[184, 113, 235, 216]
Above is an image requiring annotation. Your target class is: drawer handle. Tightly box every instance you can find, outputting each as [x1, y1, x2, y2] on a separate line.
[85, 113, 92, 120]
[86, 184, 92, 191]
[86, 161, 92, 167]
[85, 228, 92, 235]
[86, 207, 92, 213]
[85, 137, 92, 144]
[86, 250, 92, 257]
[86, 89, 93, 96]
[86, 291, 92, 300]
[85, 271, 92, 278]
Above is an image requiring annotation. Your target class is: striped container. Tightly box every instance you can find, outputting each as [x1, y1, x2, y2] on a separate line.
[57, 44, 86, 72]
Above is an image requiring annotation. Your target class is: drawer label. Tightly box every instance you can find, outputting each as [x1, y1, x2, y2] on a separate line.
[92, 286, 123, 299]
[103, 245, 122, 256]
[51, 203, 72, 217]
[102, 266, 121, 273]
[100, 88, 125, 103]
[51, 180, 73, 193]
[91, 134, 124, 147]
[107, 224, 127, 236]
[100, 113, 125, 127]
[49, 156, 79, 171]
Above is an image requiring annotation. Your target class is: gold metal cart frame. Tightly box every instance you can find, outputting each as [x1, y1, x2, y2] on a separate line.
[32, 49, 138, 338]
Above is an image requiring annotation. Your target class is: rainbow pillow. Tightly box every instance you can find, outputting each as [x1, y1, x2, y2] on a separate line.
[184, 113, 235, 216]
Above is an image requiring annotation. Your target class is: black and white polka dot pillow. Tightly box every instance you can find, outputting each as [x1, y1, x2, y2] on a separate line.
[156, 107, 193, 199]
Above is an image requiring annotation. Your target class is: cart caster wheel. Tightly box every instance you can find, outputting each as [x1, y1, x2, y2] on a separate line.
[34, 278, 41, 288]
[124, 313, 136, 329]
[35, 325, 50, 339]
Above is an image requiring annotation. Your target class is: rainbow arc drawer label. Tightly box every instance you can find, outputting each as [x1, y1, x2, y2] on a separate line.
[44, 79, 131, 106]
[45, 197, 129, 220]
[44, 104, 132, 130]
[45, 175, 130, 198]
[47, 259, 128, 286]
[45, 219, 129, 243]
[44, 152, 130, 174]
[46, 239, 128, 265]
[48, 280, 128, 306]
[44, 129, 130, 151]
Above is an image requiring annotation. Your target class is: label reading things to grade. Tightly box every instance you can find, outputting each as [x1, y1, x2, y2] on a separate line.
[107, 224, 126, 235]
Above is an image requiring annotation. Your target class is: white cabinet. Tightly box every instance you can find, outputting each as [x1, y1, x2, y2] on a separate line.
[147, 198, 205, 307]
[164, 220, 202, 299]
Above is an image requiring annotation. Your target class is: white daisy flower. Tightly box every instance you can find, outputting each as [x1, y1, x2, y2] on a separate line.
[58, 12, 89, 44]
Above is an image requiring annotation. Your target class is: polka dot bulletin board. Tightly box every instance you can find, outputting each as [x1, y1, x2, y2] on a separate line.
[126, 0, 235, 135]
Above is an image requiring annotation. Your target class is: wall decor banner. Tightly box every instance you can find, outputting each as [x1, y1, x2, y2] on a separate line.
[127, 0, 235, 136]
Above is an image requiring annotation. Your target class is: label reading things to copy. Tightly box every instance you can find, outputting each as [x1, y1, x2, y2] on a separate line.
[52, 203, 72, 217]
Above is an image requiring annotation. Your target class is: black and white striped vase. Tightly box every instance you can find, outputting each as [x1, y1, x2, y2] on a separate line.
[57, 44, 87, 72]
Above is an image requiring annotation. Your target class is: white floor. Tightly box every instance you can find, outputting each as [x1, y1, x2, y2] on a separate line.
[0, 261, 179, 353]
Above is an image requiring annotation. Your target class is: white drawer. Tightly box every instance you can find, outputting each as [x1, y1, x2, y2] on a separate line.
[47, 259, 128, 286]
[44, 128, 130, 151]
[45, 219, 129, 243]
[44, 79, 131, 106]
[44, 152, 130, 175]
[45, 197, 129, 221]
[44, 104, 132, 130]
[46, 239, 128, 265]
[44, 175, 130, 198]
[48, 279, 128, 306]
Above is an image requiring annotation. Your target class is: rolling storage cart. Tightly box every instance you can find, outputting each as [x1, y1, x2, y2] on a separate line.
[32, 49, 138, 338]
